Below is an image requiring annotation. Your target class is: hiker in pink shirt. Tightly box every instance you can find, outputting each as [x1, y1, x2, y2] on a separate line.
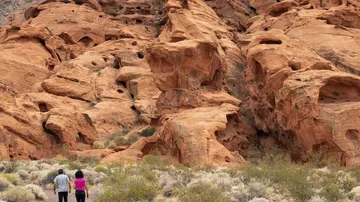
[74, 170, 89, 202]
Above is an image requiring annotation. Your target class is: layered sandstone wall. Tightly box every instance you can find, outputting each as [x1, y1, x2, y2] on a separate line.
[1, 0, 360, 167]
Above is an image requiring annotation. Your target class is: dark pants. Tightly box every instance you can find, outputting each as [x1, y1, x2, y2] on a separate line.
[58, 192, 68, 202]
[76, 190, 86, 202]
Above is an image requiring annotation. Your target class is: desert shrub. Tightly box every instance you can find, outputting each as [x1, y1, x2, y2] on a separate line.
[140, 127, 156, 137]
[140, 155, 169, 169]
[3, 187, 35, 202]
[107, 141, 117, 149]
[77, 156, 100, 167]
[177, 181, 231, 202]
[0, 173, 22, 186]
[319, 183, 343, 202]
[94, 164, 108, 173]
[240, 156, 314, 201]
[43, 170, 58, 184]
[17, 170, 29, 180]
[0, 176, 10, 191]
[60, 156, 100, 169]
[315, 170, 351, 201]
[128, 135, 138, 143]
[101, 129, 130, 146]
[98, 165, 159, 202]
[113, 129, 129, 137]
[67, 161, 83, 170]
[93, 141, 106, 149]
[114, 135, 138, 145]
[114, 136, 126, 145]
[350, 165, 360, 182]
[24, 184, 48, 201]
[3, 161, 19, 173]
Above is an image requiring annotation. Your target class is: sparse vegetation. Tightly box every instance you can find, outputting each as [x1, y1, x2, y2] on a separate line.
[94, 129, 134, 148]
[178, 181, 231, 202]
[0, 154, 359, 201]
[240, 156, 314, 201]
[59, 156, 100, 170]
[98, 164, 159, 202]
[140, 127, 156, 137]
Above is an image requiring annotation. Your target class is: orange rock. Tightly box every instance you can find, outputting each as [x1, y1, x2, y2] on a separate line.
[205, 0, 255, 31]
[159, 104, 245, 166]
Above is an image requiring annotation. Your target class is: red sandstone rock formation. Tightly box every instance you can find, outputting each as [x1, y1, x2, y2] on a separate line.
[1, 0, 360, 167]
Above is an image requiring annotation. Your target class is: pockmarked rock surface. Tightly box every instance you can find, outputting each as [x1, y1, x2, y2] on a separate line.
[1, 0, 360, 167]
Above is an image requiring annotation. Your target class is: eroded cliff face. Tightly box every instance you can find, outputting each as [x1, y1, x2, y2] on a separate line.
[0, 0, 360, 166]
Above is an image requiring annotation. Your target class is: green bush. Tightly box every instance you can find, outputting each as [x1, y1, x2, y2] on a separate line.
[350, 165, 360, 182]
[4, 187, 35, 202]
[127, 135, 138, 143]
[316, 170, 351, 201]
[0, 176, 10, 191]
[177, 181, 230, 202]
[140, 127, 156, 137]
[319, 183, 344, 202]
[0, 173, 22, 186]
[98, 165, 158, 202]
[240, 156, 314, 201]
[43, 170, 58, 184]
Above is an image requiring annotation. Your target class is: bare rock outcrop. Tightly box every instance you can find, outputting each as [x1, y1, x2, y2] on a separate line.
[102, 0, 253, 166]
[0, 0, 161, 160]
[240, 2, 360, 165]
[2, 0, 360, 167]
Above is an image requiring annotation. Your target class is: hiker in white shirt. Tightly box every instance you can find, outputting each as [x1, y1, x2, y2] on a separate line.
[53, 169, 72, 202]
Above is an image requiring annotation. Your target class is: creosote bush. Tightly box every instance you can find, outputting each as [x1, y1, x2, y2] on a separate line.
[24, 184, 48, 201]
[43, 170, 58, 184]
[240, 155, 314, 201]
[98, 164, 159, 202]
[4, 187, 35, 202]
[0, 176, 10, 191]
[140, 155, 170, 169]
[177, 181, 231, 202]
[0, 173, 22, 186]
[140, 127, 156, 137]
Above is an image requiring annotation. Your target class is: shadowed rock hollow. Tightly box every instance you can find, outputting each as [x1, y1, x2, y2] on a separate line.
[1, 0, 360, 167]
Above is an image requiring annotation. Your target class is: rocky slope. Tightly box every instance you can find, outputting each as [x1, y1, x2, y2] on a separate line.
[0, 0, 360, 167]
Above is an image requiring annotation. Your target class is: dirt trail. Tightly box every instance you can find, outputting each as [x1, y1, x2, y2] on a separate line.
[44, 189, 100, 202]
